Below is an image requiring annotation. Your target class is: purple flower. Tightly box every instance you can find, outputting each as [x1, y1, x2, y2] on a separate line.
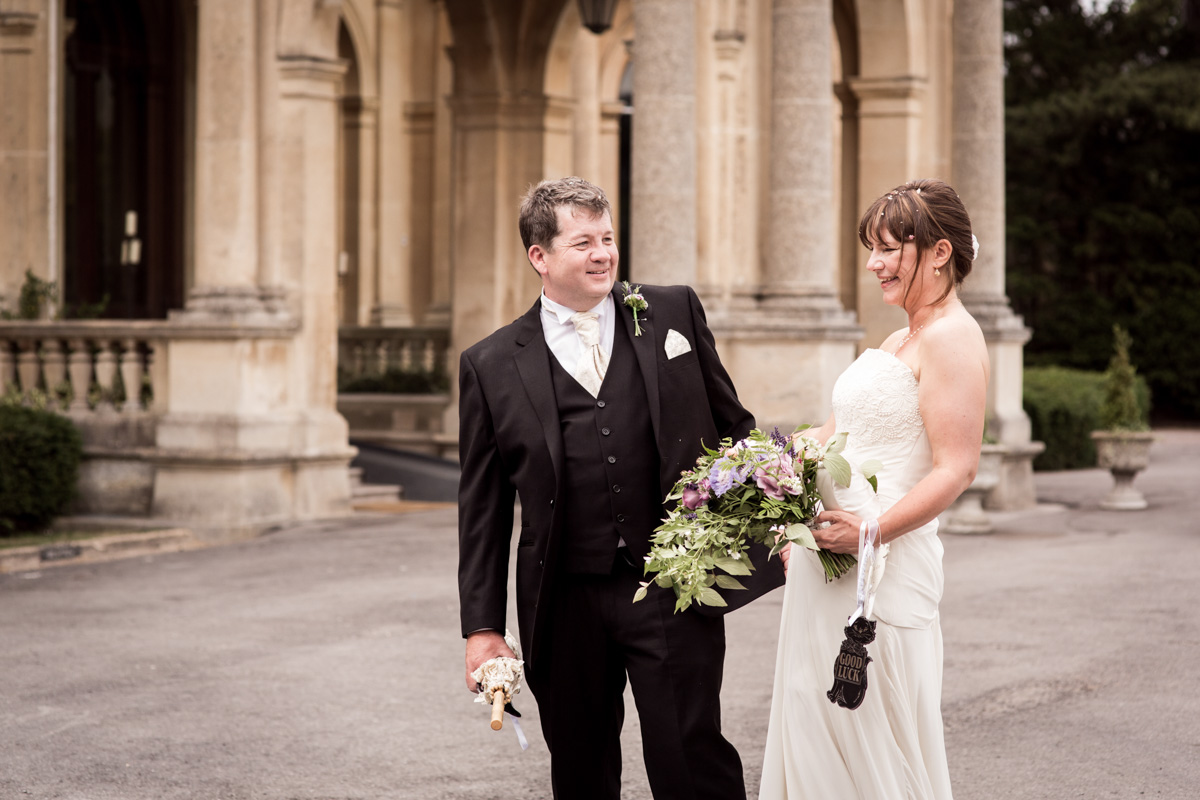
[708, 460, 738, 496]
[770, 427, 790, 450]
[681, 481, 711, 510]
[754, 470, 785, 501]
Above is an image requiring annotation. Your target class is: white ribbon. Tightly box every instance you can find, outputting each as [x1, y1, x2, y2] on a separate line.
[511, 716, 530, 751]
[848, 518, 881, 626]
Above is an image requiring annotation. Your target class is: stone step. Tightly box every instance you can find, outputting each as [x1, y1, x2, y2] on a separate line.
[351, 481, 404, 505]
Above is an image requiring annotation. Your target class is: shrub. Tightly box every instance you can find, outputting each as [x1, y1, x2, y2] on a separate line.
[1098, 325, 1149, 432]
[0, 402, 83, 534]
[338, 367, 450, 395]
[1023, 366, 1151, 471]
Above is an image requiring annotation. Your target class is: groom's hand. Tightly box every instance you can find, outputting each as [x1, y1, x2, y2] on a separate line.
[465, 630, 516, 692]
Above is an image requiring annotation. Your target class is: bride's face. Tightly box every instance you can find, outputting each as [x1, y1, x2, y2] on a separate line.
[864, 229, 918, 307]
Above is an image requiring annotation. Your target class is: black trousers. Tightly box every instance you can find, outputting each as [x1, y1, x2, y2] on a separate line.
[525, 551, 746, 800]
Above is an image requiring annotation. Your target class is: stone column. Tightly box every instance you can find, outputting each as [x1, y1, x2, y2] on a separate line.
[347, 97, 379, 326]
[847, 75, 926, 347]
[276, 55, 355, 517]
[953, 0, 1042, 509]
[571, 28, 602, 183]
[153, 3, 353, 535]
[763, 0, 839, 314]
[277, 56, 351, 433]
[697, 17, 755, 299]
[184, 0, 268, 317]
[442, 93, 549, 444]
[714, 0, 859, 430]
[372, 0, 415, 325]
[629, 0, 696, 285]
[422, 4, 454, 329]
[0, 8, 48, 309]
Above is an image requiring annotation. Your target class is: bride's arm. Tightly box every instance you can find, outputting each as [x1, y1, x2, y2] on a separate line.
[814, 322, 988, 551]
[801, 412, 837, 446]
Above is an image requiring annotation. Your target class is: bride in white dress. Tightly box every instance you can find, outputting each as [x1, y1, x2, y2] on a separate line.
[759, 179, 990, 800]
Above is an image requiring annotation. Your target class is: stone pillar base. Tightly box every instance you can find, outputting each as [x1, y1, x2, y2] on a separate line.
[986, 441, 1045, 512]
[963, 293, 1042, 511]
[712, 308, 862, 431]
[369, 304, 415, 327]
[171, 286, 295, 325]
[151, 450, 354, 538]
[149, 325, 354, 534]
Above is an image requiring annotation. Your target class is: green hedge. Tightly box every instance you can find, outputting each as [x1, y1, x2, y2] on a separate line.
[0, 404, 83, 534]
[1023, 366, 1151, 471]
[338, 367, 449, 395]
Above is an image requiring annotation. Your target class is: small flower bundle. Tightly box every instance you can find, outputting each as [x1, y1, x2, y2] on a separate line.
[634, 426, 877, 612]
[621, 280, 648, 336]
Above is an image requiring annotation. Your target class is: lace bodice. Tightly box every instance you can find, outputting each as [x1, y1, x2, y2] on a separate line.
[824, 347, 943, 632]
[831, 349, 923, 448]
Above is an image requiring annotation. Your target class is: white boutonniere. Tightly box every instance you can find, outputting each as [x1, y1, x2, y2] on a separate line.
[621, 281, 648, 336]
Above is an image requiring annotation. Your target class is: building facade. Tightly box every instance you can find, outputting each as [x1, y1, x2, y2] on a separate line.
[0, 0, 1038, 534]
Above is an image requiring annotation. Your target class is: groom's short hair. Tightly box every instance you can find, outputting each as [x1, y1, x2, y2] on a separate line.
[520, 177, 612, 252]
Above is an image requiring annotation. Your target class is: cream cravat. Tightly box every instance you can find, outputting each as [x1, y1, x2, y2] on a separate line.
[570, 311, 609, 397]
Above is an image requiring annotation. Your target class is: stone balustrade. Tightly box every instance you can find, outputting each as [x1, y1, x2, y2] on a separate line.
[0, 321, 162, 414]
[337, 324, 451, 381]
[0, 321, 454, 518]
[336, 325, 454, 459]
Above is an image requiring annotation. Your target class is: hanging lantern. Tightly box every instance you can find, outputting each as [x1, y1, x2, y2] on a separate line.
[576, 0, 618, 35]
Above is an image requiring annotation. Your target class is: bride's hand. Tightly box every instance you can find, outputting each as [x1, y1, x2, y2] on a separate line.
[812, 509, 865, 554]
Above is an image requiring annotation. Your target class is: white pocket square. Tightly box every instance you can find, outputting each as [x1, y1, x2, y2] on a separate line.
[664, 329, 692, 359]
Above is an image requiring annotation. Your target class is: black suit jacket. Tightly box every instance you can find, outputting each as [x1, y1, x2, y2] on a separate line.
[457, 283, 784, 671]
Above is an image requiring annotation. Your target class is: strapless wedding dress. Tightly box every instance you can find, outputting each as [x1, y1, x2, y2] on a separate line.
[759, 349, 953, 799]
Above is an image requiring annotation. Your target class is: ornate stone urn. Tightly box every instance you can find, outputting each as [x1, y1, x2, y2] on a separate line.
[943, 443, 1007, 535]
[1090, 431, 1155, 511]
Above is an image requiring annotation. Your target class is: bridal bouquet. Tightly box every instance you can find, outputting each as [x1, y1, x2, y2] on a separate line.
[634, 427, 879, 612]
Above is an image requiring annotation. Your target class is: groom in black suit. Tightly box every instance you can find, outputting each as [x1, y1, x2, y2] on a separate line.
[458, 177, 783, 799]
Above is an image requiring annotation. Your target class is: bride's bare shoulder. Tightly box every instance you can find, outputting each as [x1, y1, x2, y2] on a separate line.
[923, 306, 989, 373]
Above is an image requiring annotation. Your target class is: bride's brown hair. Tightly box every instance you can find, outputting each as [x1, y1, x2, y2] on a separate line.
[858, 178, 975, 307]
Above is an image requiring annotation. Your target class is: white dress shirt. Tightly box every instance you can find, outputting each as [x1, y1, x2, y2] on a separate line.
[539, 292, 616, 376]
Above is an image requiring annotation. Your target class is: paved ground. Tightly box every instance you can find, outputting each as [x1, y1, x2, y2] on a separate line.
[2, 430, 1198, 799]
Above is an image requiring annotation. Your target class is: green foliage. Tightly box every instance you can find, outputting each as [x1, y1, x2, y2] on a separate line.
[63, 293, 110, 320]
[1099, 325, 1149, 431]
[1023, 365, 1150, 470]
[337, 366, 449, 394]
[1, 270, 58, 320]
[1005, 0, 1200, 419]
[0, 401, 83, 534]
[639, 427, 861, 612]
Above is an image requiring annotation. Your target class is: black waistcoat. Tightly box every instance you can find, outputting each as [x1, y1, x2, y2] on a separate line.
[550, 318, 663, 574]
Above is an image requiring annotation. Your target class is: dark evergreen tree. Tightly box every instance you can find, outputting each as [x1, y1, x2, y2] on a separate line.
[1005, 0, 1200, 419]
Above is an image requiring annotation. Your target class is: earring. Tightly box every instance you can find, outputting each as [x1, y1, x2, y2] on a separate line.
[934, 267, 941, 277]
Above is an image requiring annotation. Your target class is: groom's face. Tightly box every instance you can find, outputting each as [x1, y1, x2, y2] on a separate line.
[529, 206, 618, 312]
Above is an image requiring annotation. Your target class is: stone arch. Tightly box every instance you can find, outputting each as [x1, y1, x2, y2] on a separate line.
[597, 1, 634, 104]
[338, 0, 376, 99]
[854, 0, 918, 77]
[544, 1, 579, 98]
[442, 0, 571, 95]
[834, 0, 860, 80]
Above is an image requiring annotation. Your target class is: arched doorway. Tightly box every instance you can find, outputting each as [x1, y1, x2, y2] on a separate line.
[64, 0, 187, 319]
[337, 20, 363, 326]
